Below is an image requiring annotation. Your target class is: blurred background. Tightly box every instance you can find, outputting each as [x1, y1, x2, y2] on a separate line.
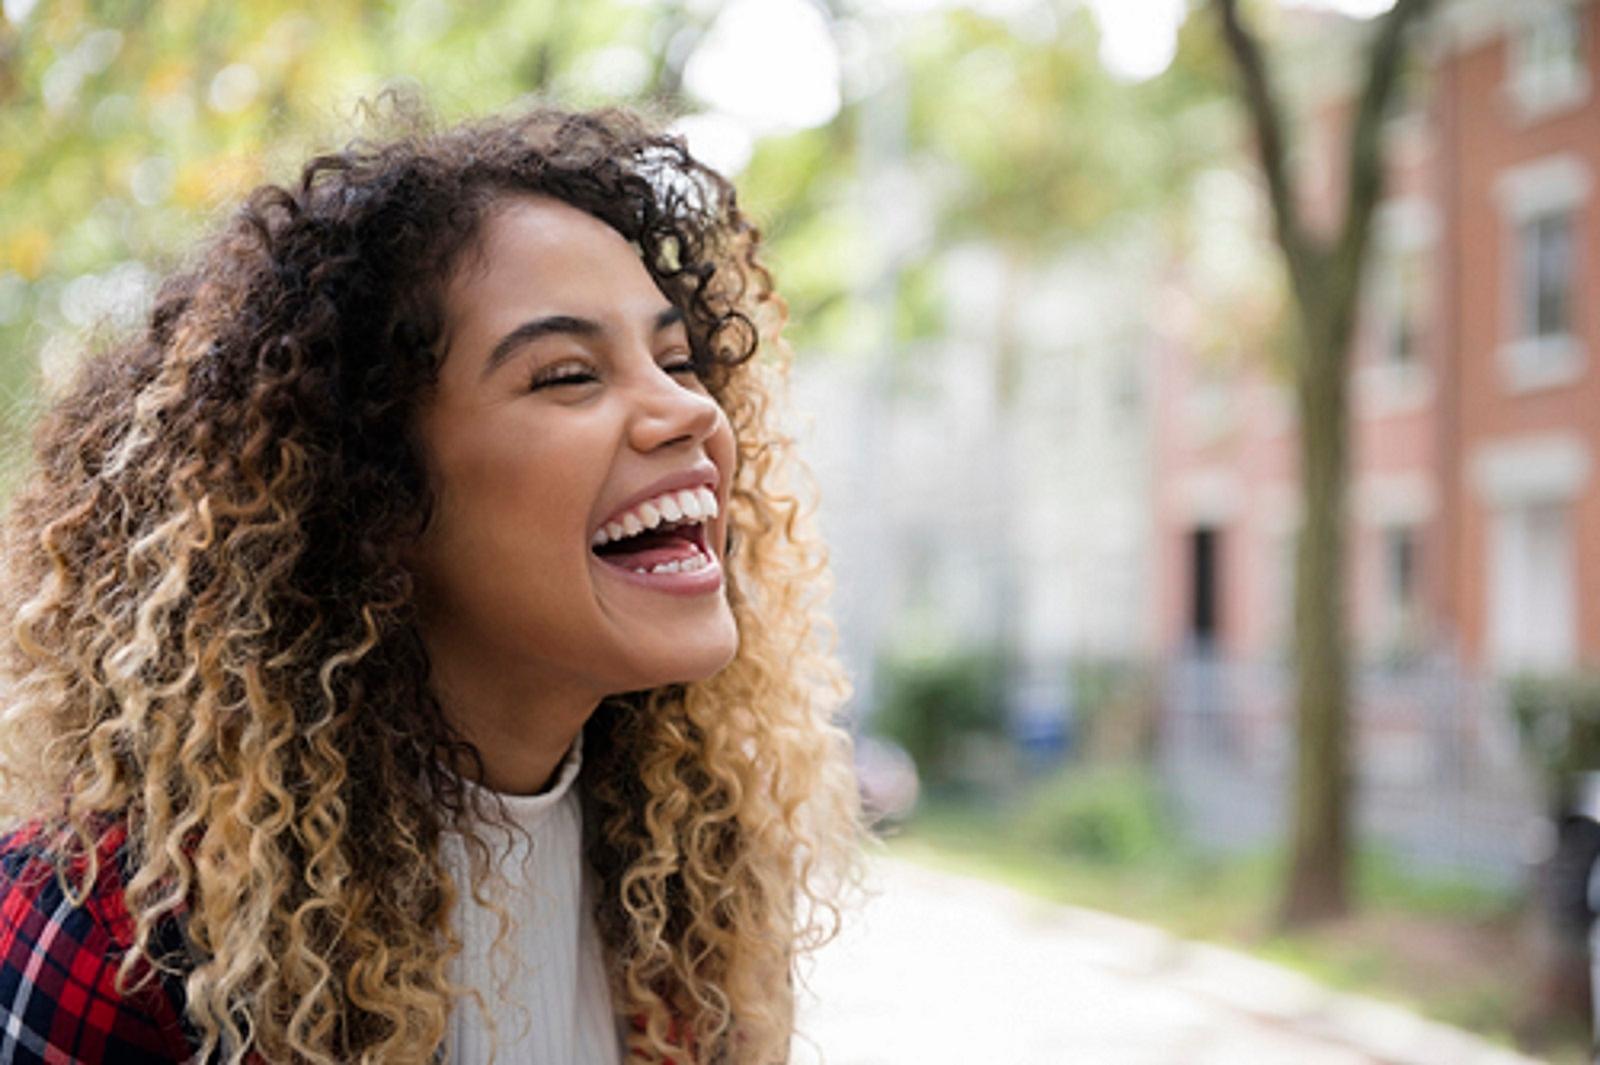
[2, 0, 1598, 1061]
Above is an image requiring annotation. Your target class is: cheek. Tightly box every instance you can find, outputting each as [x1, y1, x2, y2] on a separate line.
[709, 411, 737, 476]
[707, 412, 738, 548]
[465, 464, 589, 575]
[416, 418, 599, 602]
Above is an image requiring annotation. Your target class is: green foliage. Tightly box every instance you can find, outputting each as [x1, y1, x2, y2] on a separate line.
[1017, 764, 1169, 863]
[0, 0, 1233, 448]
[737, 122, 862, 353]
[901, 798, 1521, 928]
[1506, 671, 1600, 806]
[0, 0, 713, 440]
[872, 648, 1006, 790]
[0, 0, 1235, 420]
[1351, 847, 1516, 920]
[902, 5, 1150, 251]
[891, 257, 943, 346]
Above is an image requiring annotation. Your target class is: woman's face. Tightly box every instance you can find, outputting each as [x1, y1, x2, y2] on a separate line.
[409, 194, 739, 709]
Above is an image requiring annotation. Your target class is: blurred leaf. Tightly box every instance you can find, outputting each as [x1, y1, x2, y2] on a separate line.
[4, 228, 51, 280]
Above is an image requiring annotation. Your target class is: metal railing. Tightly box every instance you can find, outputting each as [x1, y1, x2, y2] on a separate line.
[1157, 654, 1545, 891]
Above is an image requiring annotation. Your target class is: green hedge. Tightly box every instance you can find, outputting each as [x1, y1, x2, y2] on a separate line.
[1016, 764, 1170, 864]
[1506, 671, 1600, 808]
[872, 649, 1007, 790]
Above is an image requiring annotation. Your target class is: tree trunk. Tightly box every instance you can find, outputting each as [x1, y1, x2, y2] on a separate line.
[1210, 0, 1433, 930]
[1282, 294, 1353, 925]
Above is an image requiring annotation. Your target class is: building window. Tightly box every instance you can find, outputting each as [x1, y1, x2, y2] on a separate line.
[1384, 244, 1428, 368]
[1510, 3, 1589, 118]
[1519, 208, 1575, 341]
[1488, 502, 1576, 672]
[1378, 524, 1422, 658]
[1359, 200, 1436, 415]
[1495, 155, 1589, 391]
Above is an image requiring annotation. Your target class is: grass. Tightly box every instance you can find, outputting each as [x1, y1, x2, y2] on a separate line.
[881, 797, 1587, 1063]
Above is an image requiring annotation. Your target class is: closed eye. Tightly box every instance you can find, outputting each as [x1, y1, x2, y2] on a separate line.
[660, 349, 702, 380]
[529, 362, 598, 390]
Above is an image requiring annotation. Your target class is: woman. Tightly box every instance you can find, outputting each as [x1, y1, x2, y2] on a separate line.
[0, 105, 860, 1064]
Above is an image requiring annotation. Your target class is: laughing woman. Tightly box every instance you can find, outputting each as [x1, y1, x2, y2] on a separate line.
[0, 106, 860, 1064]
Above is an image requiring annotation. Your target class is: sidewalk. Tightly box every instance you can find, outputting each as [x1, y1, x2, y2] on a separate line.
[793, 856, 1547, 1065]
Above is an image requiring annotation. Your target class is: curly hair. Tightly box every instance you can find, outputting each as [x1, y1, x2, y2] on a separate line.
[0, 104, 861, 1064]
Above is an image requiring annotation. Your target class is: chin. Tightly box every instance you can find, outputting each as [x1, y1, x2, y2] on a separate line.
[629, 628, 739, 693]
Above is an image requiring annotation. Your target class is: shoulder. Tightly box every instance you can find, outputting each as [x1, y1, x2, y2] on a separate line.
[0, 820, 139, 948]
[0, 819, 198, 1063]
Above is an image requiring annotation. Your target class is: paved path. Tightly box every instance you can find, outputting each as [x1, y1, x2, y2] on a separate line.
[793, 856, 1547, 1065]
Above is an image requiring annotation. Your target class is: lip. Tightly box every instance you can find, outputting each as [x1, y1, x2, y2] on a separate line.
[591, 461, 721, 535]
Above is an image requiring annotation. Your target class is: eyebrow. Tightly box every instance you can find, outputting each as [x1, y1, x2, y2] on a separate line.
[481, 306, 685, 379]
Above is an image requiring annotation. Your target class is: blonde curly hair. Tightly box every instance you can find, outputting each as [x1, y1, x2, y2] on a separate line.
[0, 105, 861, 1064]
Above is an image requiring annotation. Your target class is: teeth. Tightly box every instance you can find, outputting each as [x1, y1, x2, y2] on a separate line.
[631, 550, 712, 575]
[594, 485, 721, 547]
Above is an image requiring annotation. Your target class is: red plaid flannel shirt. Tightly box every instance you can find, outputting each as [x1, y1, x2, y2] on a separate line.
[0, 821, 197, 1063]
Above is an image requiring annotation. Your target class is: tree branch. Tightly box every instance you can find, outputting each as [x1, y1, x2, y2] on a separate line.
[1332, 0, 1436, 308]
[1212, 0, 1311, 285]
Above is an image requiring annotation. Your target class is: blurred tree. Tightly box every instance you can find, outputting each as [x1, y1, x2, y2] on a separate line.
[0, 0, 1231, 416]
[1208, 0, 1435, 927]
[743, 0, 1234, 361]
[0, 0, 723, 445]
[869, 1, 1231, 667]
[899, 2, 1224, 345]
[736, 117, 862, 351]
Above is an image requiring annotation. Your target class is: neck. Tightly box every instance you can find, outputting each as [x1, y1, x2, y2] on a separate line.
[426, 652, 598, 797]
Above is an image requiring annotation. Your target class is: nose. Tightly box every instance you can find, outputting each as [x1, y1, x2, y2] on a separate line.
[626, 366, 722, 454]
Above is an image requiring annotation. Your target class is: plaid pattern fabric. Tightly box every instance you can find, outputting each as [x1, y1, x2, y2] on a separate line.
[0, 821, 197, 1064]
[626, 1014, 693, 1064]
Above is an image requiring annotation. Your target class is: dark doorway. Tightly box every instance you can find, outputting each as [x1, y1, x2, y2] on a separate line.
[1189, 526, 1221, 649]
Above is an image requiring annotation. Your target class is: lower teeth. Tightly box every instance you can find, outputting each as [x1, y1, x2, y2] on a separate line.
[632, 552, 708, 575]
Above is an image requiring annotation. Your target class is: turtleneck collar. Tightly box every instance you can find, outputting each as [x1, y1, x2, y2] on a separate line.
[460, 730, 584, 831]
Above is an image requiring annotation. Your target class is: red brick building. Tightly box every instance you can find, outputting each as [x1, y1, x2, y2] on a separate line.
[1155, 0, 1600, 677]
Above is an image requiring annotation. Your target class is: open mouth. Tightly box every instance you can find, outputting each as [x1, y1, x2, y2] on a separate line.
[592, 518, 713, 574]
[590, 486, 718, 577]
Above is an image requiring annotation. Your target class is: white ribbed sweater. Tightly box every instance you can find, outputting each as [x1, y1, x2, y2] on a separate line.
[441, 738, 622, 1064]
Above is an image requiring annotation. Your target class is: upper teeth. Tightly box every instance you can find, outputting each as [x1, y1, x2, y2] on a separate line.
[591, 487, 719, 547]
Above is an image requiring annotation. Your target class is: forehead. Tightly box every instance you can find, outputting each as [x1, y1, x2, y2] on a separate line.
[443, 194, 671, 336]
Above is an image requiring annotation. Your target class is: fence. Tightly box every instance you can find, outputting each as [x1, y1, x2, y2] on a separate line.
[1159, 655, 1546, 891]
